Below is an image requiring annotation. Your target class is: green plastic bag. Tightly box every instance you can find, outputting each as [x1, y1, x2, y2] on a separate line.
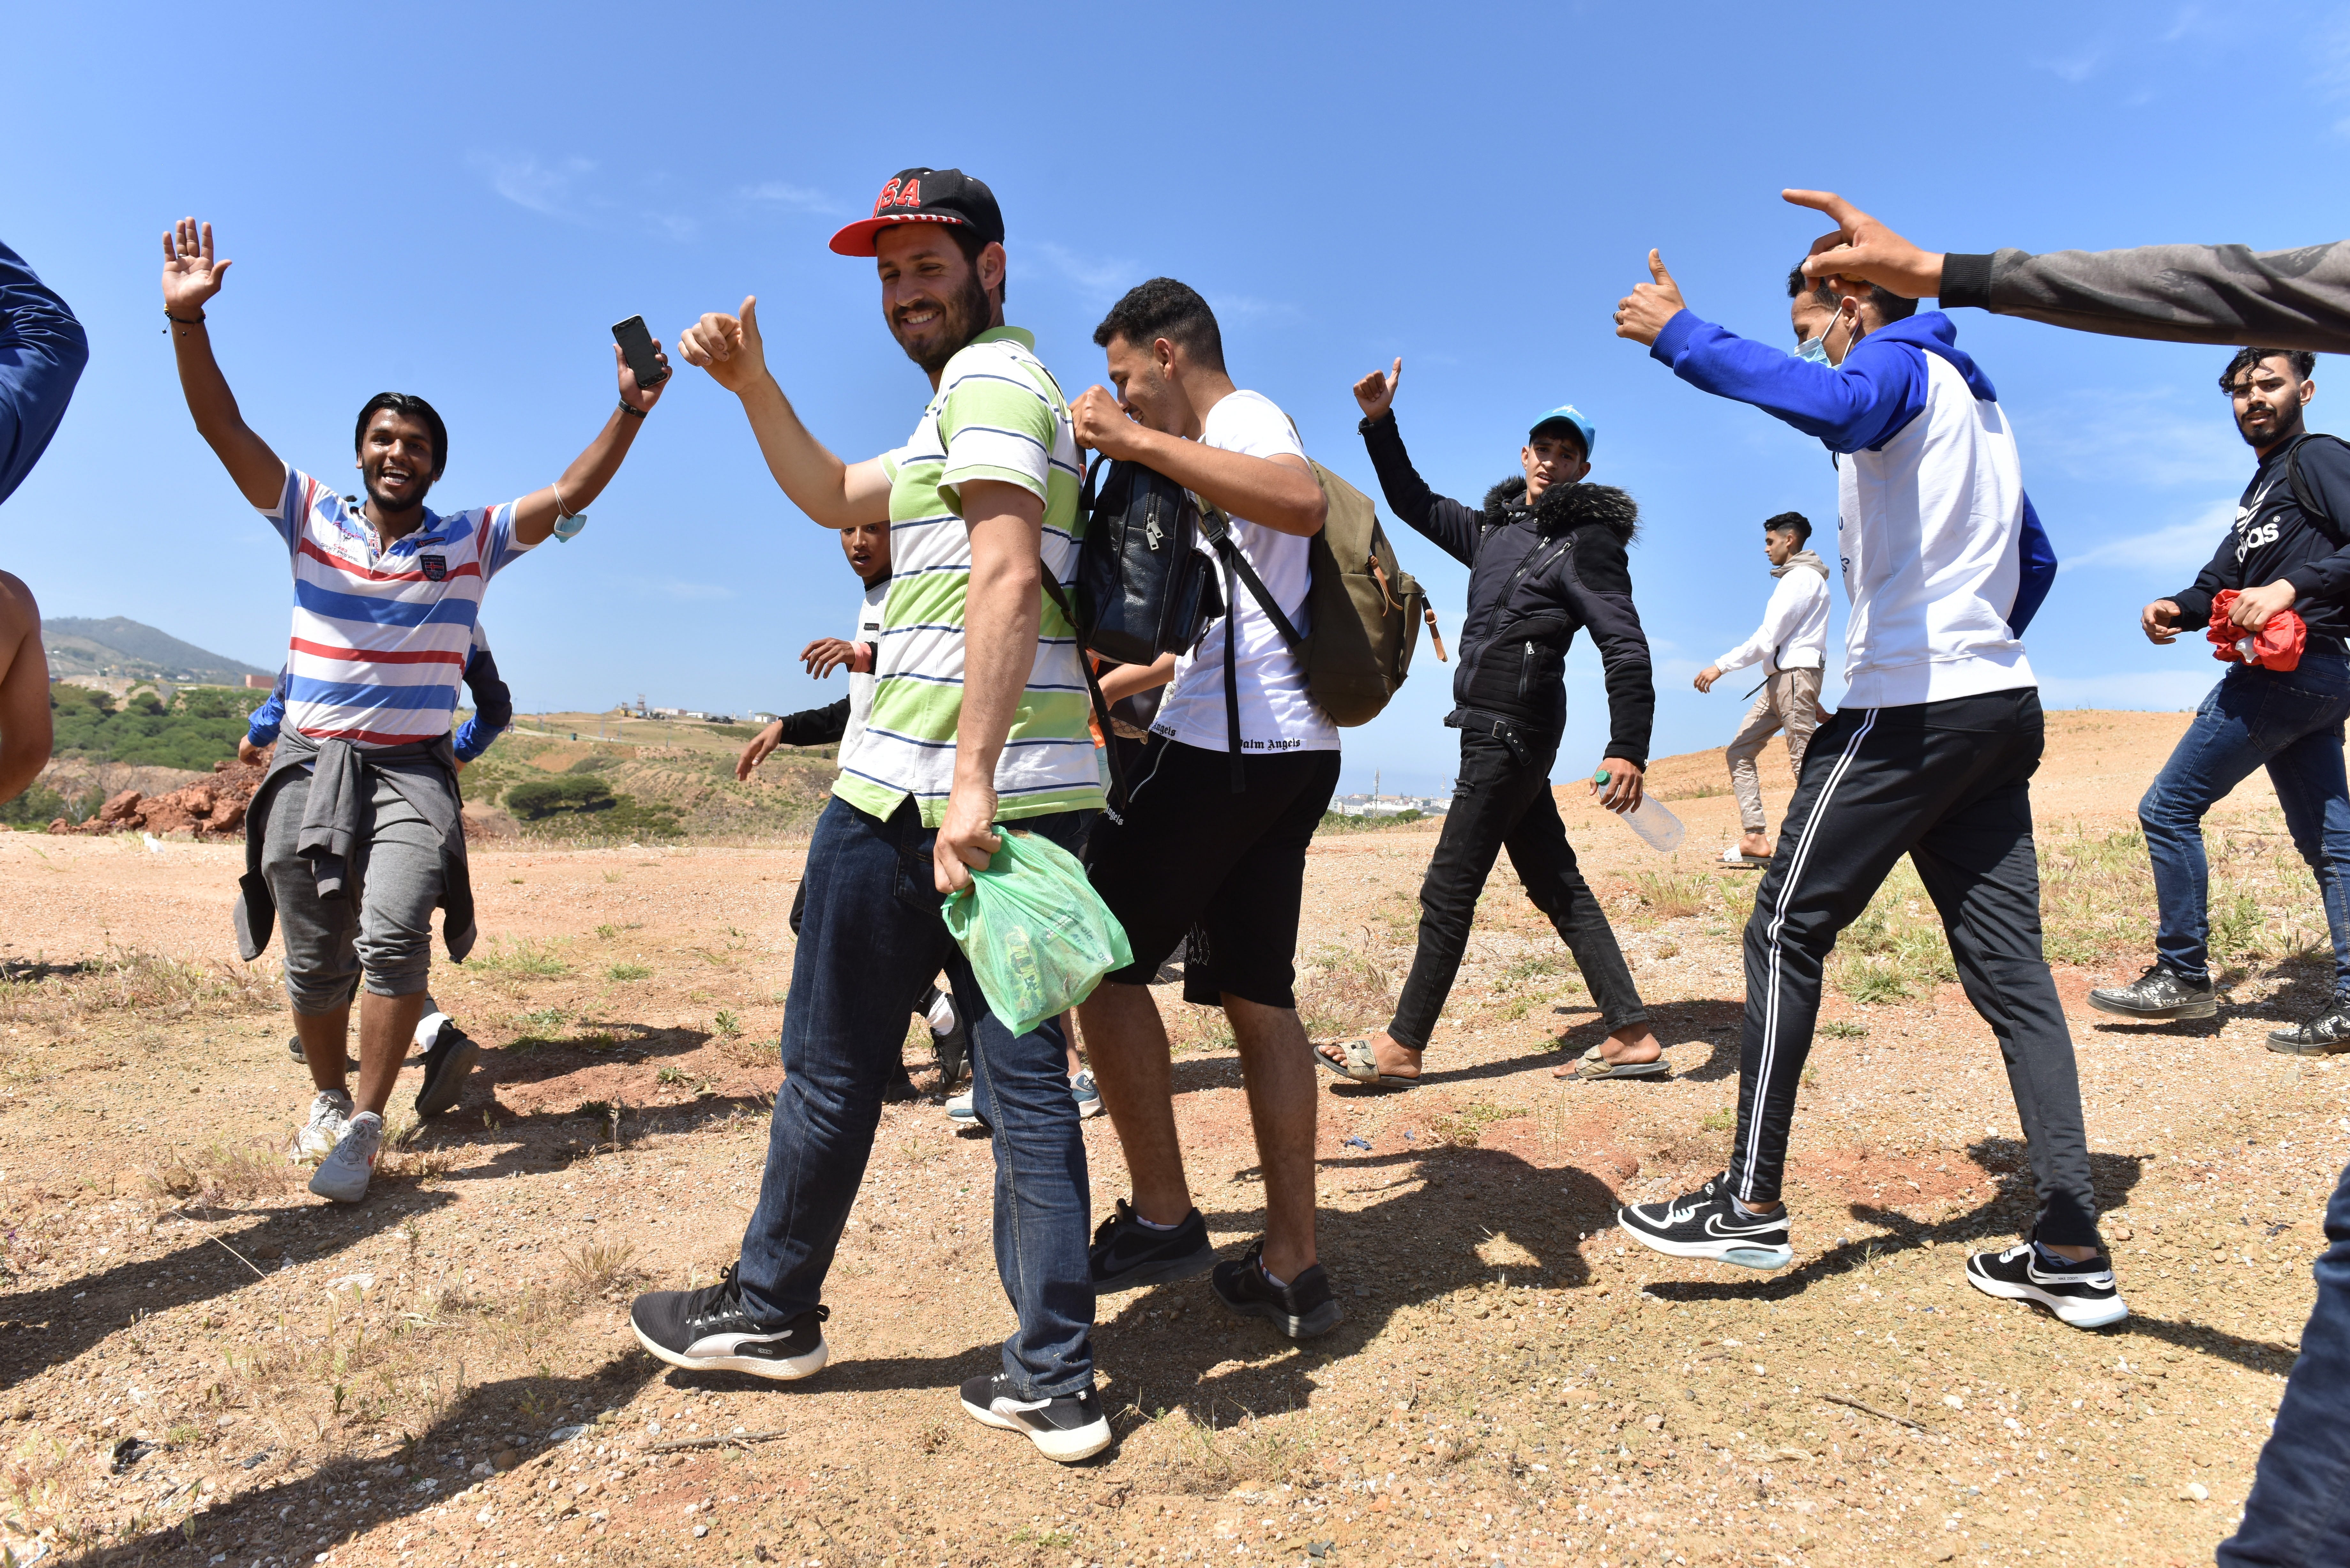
[941, 825, 1133, 1037]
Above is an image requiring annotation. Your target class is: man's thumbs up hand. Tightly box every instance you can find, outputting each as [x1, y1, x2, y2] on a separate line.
[1614, 248, 1690, 347]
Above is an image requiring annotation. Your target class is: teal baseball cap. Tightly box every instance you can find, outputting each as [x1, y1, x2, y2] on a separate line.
[1528, 404, 1595, 457]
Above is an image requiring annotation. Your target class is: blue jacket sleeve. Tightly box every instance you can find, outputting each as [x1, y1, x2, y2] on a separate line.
[2008, 494, 2058, 636]
[246, 687, 286, 747]
[0, 240, 90, 508]
[452, 645, 514, 762]
[1649, 310, 1926, 454]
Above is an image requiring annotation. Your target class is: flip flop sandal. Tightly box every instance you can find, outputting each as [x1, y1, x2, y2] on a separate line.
[1718, 846, 1771, 868]
[1316, 1038, 1420, 1090]
[1565, 1055, 1671, 1081]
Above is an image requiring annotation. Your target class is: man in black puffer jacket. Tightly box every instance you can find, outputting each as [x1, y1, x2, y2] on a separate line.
[1317, 359, 1664, 1089]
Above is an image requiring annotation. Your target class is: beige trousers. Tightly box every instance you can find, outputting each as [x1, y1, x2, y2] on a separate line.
[1725, 666, 1824, 833]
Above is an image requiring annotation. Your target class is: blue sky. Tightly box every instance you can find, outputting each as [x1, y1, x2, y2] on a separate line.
[7, 1, 2350, 795]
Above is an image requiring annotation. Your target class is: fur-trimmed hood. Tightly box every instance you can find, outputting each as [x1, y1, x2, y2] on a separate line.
[1481, 477, 1640, 543]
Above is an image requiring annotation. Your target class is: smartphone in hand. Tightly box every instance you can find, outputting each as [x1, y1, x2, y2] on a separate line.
[612, 315, 670, 390]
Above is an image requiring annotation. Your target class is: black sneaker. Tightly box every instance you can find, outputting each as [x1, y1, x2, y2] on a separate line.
[2087, 963, 2217, 1021]
[881, 1065, 922, 1103]
[927, 987, 970, 1087]
[1209, 1238, 1342, 1339]
[630, 1264, 830, 1379]
[2269, 993, 2350, 1054]
[958, 1373, 1112, 1463]
[1965, 1242, 2128, 1329]
[1089, 1199, 1216, 1292]
[1618, 1174, 1793, 1270]
[413, 1014, 481, 1117]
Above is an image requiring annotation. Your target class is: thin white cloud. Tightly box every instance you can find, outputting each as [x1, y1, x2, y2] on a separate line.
[2035, 669, 2213, 712]
[742, 182, 845, 215]
[2058, 500, 2232, 575]
[1031, 241, 1136, 298]
[470, 152, 595, 220]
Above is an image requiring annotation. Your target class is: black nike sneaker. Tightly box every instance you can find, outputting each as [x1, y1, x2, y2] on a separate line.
[927, 987, 970, 1087]
[2087, 963, 2217, 1021]
[1210, 1238, 1342, 1339]
[2269, 992, 2350, 1055]
[630, 1264, 830, 1379]
[1089, 1198, 1216, 1292]
[413, 1013, 482, 1117]
[1618, 1174, 1794, 1270]
[958, 1373, 1112, 1463]
[1966, 1241, 2128, 1329]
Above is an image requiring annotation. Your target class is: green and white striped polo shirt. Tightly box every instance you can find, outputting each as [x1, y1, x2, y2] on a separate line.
[834, 326, 1101, 828]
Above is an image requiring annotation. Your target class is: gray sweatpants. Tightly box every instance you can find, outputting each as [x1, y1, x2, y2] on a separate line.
[262, 770, 444, 1014]
[1726, 667, 1824, 833]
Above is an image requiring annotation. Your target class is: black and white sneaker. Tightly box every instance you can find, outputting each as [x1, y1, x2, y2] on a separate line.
[630, 1264, 830, 1379]
[2087, 963, 2216, 1021]
[413, 1013, 481, 1118]
[1090, 1199, 1217, 1292]
[1210, 1238, 1342, 1339]
[1618, 1174, 1793, 1270]
[1966, 1242, 2128, 1329]
[2269, 993, 2350, 1055]
[927, 987, 970, 1087]
[959, 1373, 1112, 1463]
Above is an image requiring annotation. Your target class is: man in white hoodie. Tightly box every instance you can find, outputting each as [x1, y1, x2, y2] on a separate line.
[1697, 511, 1830, 864]
[1607, 246, 2125, 1333]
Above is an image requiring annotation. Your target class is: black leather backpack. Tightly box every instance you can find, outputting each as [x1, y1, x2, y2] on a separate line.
[1068, 455, 1225, 665]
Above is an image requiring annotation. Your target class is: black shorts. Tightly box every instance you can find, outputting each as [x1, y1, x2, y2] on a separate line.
[1086, 737, 1341, 1010]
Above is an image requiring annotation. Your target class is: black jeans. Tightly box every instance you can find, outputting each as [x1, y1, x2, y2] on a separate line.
[1728, 688, 2101, 1247]
[1387, 730, 1648, 1052]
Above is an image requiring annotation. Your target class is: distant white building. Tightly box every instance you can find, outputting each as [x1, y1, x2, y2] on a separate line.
[1330, 792, 1448, 818]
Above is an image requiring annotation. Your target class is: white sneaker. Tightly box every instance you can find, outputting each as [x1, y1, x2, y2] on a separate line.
[290, 1089, 354, 1163]
[945, 1089, 977, 1124]
[1071, 1069, 1103, 1119]
[308, 1111, 384, 1203]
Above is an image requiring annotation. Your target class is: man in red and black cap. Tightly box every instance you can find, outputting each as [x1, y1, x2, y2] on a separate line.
[628, 169, 1115, 1463]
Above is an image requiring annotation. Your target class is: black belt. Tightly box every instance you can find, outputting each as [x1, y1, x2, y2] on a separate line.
[1446, 707, 1555, 767]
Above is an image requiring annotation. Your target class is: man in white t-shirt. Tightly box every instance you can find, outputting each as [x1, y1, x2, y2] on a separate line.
[1069, 279, 1346, 1339]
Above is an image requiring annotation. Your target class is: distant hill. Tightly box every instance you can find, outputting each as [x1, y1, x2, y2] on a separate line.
[41, 617, 270, 686]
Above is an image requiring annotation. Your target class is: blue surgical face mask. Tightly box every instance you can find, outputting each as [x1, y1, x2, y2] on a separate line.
[1794, 300, 1857, 367]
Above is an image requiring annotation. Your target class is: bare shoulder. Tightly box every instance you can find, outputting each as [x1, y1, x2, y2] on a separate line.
[0, 572, 37, 638]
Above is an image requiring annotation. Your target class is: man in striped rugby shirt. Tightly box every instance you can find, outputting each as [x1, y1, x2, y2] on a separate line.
[627, 170, 1112, 1463]
[160, 217, 665, 1206]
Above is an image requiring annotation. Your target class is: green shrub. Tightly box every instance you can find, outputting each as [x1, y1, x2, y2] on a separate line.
[46, 682, 271, 770]
[0, 783, 69, 828]
[503, 776, 614, 819]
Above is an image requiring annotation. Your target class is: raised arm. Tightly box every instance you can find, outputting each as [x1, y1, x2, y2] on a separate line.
[0, 240, 90, 509]
[1785, 189, 2350, 356]
[1355, 367, 1483, 566]
[676, 296, 893, 527]
[162, 219, 283, 509]
[0, 572, 52, 805]
[506, 339, 670, 547]
[1067, 389, 1326, 537]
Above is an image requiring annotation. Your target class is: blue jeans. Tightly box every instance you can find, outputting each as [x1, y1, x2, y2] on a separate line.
[2218, 1154, 2350, 1565]
[736, 795, 1097, 1399]
[2140, 653, 2350, 988]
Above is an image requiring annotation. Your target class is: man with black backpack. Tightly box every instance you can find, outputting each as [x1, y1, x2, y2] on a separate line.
[2089, 348, 2350, 1052]
[1322, 361, 1666, 1089]
[1069, 278, 1349, 1339]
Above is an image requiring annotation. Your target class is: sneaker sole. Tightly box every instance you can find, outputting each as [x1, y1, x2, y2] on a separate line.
[2086, 991, 2216, 1021]
[1092, 1242, 1219, 1294]
[307, 1163, 375, 1204]
[413, 1038, 482, 1118]
[1965, 1266, 2129, 1329]
[630, 1321, 830, 1381]
[958, 1396, 1113, 1463]
[1209, 1276, 1344, 1340]
[1617, 1213, 1792, 1271]
[2266, 1033, 2350, 1055]
[1077, 1099, 1103, 1119]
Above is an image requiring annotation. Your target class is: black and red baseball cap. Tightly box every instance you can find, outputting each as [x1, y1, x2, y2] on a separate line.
[829, 168, 1005, 257]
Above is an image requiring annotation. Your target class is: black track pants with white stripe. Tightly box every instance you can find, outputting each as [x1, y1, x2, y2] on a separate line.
[1727, 687, 2102, 1248]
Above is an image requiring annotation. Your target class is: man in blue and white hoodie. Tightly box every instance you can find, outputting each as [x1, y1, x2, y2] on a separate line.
[1607, 248, 2125, 1331]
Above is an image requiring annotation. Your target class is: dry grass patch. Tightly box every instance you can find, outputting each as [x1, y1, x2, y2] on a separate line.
[0, 946, 280, 1030]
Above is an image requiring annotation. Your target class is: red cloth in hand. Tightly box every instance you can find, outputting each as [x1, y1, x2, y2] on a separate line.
[2208, 589, 2307, 671]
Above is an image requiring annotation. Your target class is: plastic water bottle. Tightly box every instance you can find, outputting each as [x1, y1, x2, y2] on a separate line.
[1592, 766, 1685, 854]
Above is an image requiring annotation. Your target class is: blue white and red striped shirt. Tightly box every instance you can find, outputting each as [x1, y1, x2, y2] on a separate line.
[260, 467, 535, 747]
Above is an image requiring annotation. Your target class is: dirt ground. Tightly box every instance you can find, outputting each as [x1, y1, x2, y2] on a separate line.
[2, 710, 2343, 1568]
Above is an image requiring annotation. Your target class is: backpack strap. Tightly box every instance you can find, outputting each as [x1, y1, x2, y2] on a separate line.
[1040, 573, 1129, 816]
[1194, 504, 1304, 793]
